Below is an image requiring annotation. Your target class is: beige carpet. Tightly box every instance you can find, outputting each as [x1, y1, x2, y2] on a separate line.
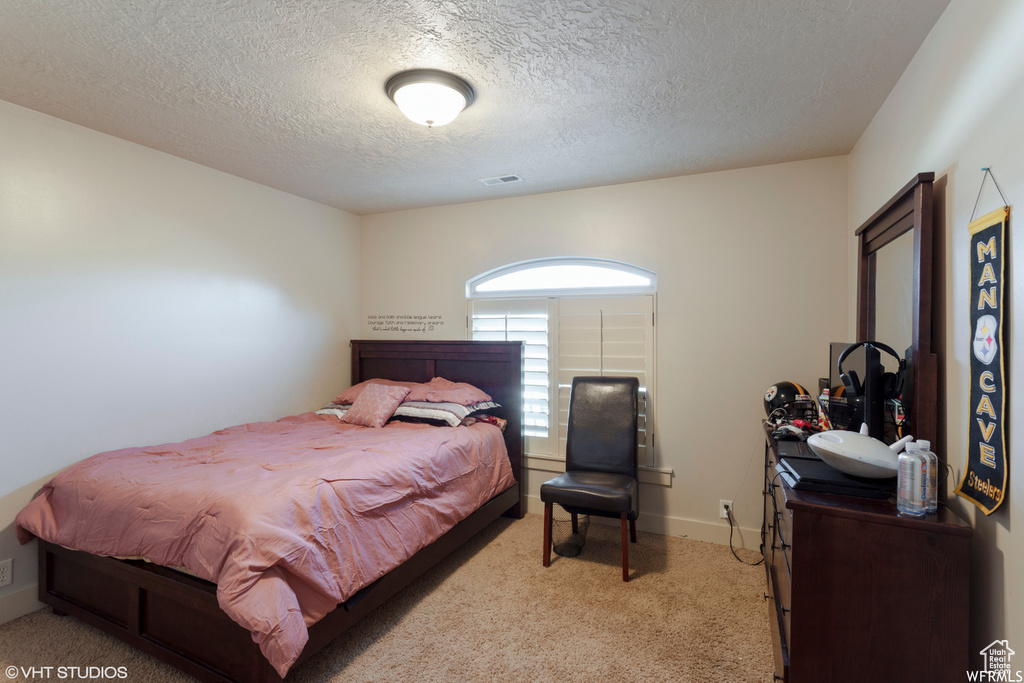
[0, 514, 773, 682]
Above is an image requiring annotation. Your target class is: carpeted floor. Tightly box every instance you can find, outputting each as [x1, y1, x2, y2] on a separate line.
[0, 514, 773, 682]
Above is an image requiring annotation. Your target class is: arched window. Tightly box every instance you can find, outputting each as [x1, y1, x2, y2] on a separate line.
[467, 257, 656, 298]
[467, 257, 656, 467]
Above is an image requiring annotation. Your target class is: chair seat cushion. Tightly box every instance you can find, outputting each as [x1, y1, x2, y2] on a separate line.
[540, 471, 638, 517]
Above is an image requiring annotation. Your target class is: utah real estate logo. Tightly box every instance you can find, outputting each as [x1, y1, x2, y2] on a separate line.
[969, 640, 1022, 681]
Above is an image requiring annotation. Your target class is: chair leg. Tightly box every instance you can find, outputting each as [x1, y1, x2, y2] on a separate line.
[543, 502, 552, 567]
[630, 517, 637, 543]
[571, 512, 579, 535]
[621, 512, 629, 582]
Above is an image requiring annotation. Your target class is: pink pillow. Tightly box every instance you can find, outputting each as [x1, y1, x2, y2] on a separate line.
[334, 377, 491, 406]
[334, 379, 418, 405]
[409, 377, 492, 405]
[340, 383, 411, 428]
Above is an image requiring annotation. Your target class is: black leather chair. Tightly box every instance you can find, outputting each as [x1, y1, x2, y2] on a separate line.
[541, 376, 640, 582]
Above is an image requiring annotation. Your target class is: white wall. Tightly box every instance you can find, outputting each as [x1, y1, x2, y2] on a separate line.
[849, 0, 1024, 665]
[0, 101, 361, 621]
[360, 157, 850, 544]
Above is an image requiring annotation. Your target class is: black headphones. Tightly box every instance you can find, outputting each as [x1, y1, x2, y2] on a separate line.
[837, 341, 906, 401]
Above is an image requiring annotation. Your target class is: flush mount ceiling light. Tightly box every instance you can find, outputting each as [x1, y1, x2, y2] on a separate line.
[385, 69, 476, 128]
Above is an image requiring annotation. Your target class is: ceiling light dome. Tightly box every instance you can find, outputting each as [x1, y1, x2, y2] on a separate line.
[385, 69, 476, 128]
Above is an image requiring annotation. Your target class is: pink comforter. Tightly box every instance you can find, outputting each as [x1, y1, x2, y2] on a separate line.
[16, 413, 515, 677]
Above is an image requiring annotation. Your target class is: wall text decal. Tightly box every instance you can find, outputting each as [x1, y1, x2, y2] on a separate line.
[367, 314, 445, 334]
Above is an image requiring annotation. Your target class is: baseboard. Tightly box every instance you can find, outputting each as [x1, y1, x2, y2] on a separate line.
[0, 584, 44, 625]
[523, 495, 762, 551]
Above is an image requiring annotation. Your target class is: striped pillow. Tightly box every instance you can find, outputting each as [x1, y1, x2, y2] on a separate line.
[393, 400, 501, 427]
[318, 400, 501, 428]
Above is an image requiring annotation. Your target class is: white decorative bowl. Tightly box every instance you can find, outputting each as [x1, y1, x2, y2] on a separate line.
[807, 430, 908, 479]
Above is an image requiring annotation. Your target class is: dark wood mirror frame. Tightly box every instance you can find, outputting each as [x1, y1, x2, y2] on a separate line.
[855, 172, 939, 444]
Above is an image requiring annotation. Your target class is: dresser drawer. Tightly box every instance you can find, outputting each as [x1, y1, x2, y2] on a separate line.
[762, 481, 778, 561]
[765, 560, 788, 681]
[769, 532, 792, 640]
[767, 597, 787, 680]
[771, 479, 793, 547]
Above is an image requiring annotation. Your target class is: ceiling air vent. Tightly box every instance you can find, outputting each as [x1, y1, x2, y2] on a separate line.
[479, 173, 524, 187]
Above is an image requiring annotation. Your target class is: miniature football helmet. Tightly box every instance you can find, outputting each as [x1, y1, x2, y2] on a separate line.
[764, 381, 817, 425]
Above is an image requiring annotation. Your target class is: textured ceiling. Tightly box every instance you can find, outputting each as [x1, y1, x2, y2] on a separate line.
[0, 0, 951, 215]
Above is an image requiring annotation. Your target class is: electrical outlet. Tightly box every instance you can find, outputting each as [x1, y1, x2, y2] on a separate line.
[0, 558, 11, 588]
[719, 500, 732, 520]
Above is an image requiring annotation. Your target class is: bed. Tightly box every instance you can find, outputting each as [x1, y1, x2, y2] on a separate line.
[18, 340, 524, 682]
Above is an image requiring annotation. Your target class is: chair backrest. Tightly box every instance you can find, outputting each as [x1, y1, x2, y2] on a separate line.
[565, 376, 639, 477]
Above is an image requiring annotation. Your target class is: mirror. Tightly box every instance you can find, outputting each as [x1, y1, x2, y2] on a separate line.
[873, 230, 914, 358]
[855, 173, 938, 444]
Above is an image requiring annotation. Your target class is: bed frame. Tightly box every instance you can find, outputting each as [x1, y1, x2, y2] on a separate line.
[36, 340, 524, 682]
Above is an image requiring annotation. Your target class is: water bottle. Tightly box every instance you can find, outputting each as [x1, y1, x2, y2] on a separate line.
[897, 445, 926, 516]
[916, 439, 938, 512]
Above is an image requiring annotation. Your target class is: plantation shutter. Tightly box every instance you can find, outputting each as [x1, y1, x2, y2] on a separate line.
[469, 298, 555, 456]
[556, 296, 654, 467]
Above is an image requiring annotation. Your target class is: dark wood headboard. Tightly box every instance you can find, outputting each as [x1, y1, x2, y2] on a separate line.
[349, 339, 525, 494]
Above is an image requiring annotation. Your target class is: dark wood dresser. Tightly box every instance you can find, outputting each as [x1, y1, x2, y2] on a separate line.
[762, 433, 971, 682]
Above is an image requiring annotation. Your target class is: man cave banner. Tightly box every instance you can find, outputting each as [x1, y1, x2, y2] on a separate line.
[956, 206, 1010, 515]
